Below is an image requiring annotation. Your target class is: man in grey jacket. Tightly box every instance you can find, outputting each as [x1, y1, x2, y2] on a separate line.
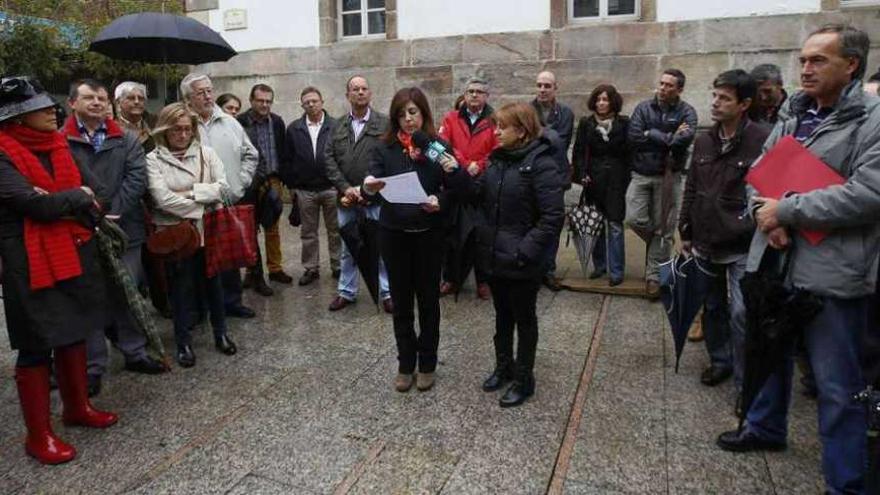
[181, 73, 260, 319]
[65, 79, 166, 397]
[716, 25, 880, 495]
[324, 75, 392, 313]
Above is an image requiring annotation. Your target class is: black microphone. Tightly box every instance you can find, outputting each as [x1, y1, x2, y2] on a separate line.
[412, 130, 456, 169]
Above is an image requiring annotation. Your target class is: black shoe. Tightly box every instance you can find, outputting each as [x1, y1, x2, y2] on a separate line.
[124, 356, 168, 375]
[331, 269, 341, 279]
[298, 269, 320, 286]
[542, 275, 561, 292]
[499, 374, 535, 408]
[177, 345, 196, 368]
[269, 271, 294, 284]
[87, 374, 102, 398]
[226, 305, 256, 318]
[482, 367, 514, 392]
[609, 278, 623, 287]
[700, 366, 733, 387]
[716, 429, 787, 452]
[215, 335, 237, 356]
[253, 278, 274, 297]
[589, 270, 606, 280]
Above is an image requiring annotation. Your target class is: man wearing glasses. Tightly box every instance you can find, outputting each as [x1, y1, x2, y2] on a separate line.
[281, 86, 341, 287]
[438, 77, 499, 300]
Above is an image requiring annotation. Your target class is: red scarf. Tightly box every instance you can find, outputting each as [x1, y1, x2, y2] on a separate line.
[397, 130, 423, 161]
[0, 124, 93, 290]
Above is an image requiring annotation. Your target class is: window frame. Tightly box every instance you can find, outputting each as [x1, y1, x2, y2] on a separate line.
[839, 0, 880, 8]
[568, 0, 640, 23]
[338, 0, 386, 40]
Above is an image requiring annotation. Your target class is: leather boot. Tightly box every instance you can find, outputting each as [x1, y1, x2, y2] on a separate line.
[15, 365, 76, 464]
[482, 355, 515, 392]
[499, 368, 535, 408]
[54, 344, 118, 428]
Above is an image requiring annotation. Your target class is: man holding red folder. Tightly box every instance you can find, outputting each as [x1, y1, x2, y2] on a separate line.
[716, 24, 880, 495]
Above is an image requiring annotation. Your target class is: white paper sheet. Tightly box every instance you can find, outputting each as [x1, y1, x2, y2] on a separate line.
[377, 172, 429, 204]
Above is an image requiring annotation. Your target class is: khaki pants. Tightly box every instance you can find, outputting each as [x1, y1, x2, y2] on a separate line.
[264, 176, 285, 273]
[295, 188, 341, 272]
[624, 171, 681, 283]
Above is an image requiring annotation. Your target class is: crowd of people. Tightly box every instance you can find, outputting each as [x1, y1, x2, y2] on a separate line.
[0, 20, 878, 494]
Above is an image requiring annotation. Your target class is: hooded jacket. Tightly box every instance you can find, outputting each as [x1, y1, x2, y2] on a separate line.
[747, 81, 880, 298]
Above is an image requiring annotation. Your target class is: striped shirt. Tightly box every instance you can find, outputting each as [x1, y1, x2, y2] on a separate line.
[793, 106, 833, 143]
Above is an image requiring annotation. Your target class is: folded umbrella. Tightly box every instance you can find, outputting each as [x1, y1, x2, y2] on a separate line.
[737, 249, 822, 429]
[659, 254, 719, 372]
[445, 202, 482, 301]
[566, 189, 605, 278]
[95, 218, 169, 366]
[339, 207, 380, 306]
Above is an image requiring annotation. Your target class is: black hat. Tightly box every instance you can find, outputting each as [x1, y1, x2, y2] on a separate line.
[0, 76, 58, 124]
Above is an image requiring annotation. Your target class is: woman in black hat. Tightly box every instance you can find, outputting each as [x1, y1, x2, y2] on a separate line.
[0, 76, 118, 464]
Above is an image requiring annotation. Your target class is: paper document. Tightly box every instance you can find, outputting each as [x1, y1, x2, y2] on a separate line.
[378, 171, 429, 204]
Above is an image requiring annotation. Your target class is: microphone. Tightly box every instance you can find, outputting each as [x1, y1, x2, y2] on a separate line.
[412, 130, 456, 169]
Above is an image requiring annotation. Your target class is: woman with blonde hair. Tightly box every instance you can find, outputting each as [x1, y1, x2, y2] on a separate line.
[146, 102, 236, 368]
[470, 102, 564, 407]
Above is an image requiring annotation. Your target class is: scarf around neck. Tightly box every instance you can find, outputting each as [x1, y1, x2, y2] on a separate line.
[0, 124, 93, 290]
[397, 130, 423, 161]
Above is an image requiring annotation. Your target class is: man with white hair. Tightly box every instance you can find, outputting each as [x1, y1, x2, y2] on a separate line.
[180, 73, 260, 319]
[115, 81, 156, 151]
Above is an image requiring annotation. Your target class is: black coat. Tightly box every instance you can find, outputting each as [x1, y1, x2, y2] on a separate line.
[531, 99, 575, 188]
[0, 152, 108, 352]
[572, 115, 631, 222]
[679, 119, 770, 258]
[280, 112, 337, 191]
[237, 109, 286, 185]
[367, 139, 468, 232]
[627, 96, 698, 176]
[472, 136, 565, 281]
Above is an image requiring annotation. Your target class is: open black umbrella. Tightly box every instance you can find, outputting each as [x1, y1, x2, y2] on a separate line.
[339, 208, 381, 306]
[659, 254, 719, 372]
[737, 249, 822, 429]
[89, 12, 236, 65]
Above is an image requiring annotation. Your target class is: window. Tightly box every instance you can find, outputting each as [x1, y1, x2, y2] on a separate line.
[340, 0, 385, 38]
[840, 0, 880, 7]
[570, 0, 638, 21]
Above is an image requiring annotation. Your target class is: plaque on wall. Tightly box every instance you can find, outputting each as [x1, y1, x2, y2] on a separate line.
[223, 9, 247, 30]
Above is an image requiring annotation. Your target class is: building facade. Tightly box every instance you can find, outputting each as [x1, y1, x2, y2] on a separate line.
[186, 0, 880, 124]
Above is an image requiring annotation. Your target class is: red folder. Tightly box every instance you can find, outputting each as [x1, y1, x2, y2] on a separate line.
[745, 135, 845, 245]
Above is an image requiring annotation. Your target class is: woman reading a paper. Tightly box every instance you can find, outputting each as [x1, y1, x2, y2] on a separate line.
[362, 87, 466, 393]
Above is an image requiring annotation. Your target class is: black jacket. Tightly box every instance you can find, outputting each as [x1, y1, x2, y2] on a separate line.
[237, 109, 286, 184]
[531, 99, 574, 187]
[471, 135, 565, 281]
[366, 139, 468, 232]
[0, 152, 108, 352]
[679, 119, 770, 258]
[280, 112, 337, 191]
[572, 114, 631, 222]
[627, 96, 698, 176]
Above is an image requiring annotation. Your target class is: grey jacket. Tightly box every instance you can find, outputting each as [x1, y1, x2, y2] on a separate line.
[324, 109, 389, 193]
[747, 81, 880, 298]
[197, 107, 259, 203]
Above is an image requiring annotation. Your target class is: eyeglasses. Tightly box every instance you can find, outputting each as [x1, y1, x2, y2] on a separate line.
[466, 89, 487, 96]
[193, 88, 213, 98]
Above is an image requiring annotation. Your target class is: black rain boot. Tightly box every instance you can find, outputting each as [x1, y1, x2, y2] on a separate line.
[482, 355, 515, 392]
[499, 366, 535, 408]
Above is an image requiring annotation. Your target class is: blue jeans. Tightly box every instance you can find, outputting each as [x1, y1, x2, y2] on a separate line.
[591, 221, 625, 282]
[165, 249, 228, 348]
[337, 204, 390, 302]
[745, 296, 868, 495]
[700, 257, 747, 383]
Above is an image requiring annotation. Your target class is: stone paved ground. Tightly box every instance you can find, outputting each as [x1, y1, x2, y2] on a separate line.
[0, 208, 823, 494]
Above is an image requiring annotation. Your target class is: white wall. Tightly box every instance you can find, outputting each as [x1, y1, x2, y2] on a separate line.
[397, 0, 550, 39]
[208, 0, 320, 52]
[657, 0, 821, 22]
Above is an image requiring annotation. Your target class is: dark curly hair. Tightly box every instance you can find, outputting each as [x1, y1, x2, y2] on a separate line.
[587, 84, 623, 115]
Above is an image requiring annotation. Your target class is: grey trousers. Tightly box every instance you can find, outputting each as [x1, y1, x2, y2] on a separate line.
[624, 171, 682, 283]
[87, 245, 149, 377]
[295, 188, 341, 273]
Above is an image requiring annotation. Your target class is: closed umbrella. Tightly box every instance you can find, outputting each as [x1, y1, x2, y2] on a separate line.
[566, 188, 605, 278]
[659, 254, 718, 372]
[338, 207, 381, 307]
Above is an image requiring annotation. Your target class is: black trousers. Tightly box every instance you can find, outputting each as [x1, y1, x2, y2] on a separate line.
[488, 277, 540, 373]
[379, 227, 443, 374]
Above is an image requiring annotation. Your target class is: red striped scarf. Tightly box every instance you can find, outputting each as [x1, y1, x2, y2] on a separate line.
[0, 124, 93, 290]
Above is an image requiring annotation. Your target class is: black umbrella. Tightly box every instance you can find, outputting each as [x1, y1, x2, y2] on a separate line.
[659, 254, 719, 372]
[737, 249, 822, 429]
[446, 202, 482, 301]
[89, 12, 236, 65]
[339, 207, 381, 306]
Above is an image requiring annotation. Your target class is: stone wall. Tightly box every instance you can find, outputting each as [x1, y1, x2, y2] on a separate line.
[199, 8, 880, 127]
